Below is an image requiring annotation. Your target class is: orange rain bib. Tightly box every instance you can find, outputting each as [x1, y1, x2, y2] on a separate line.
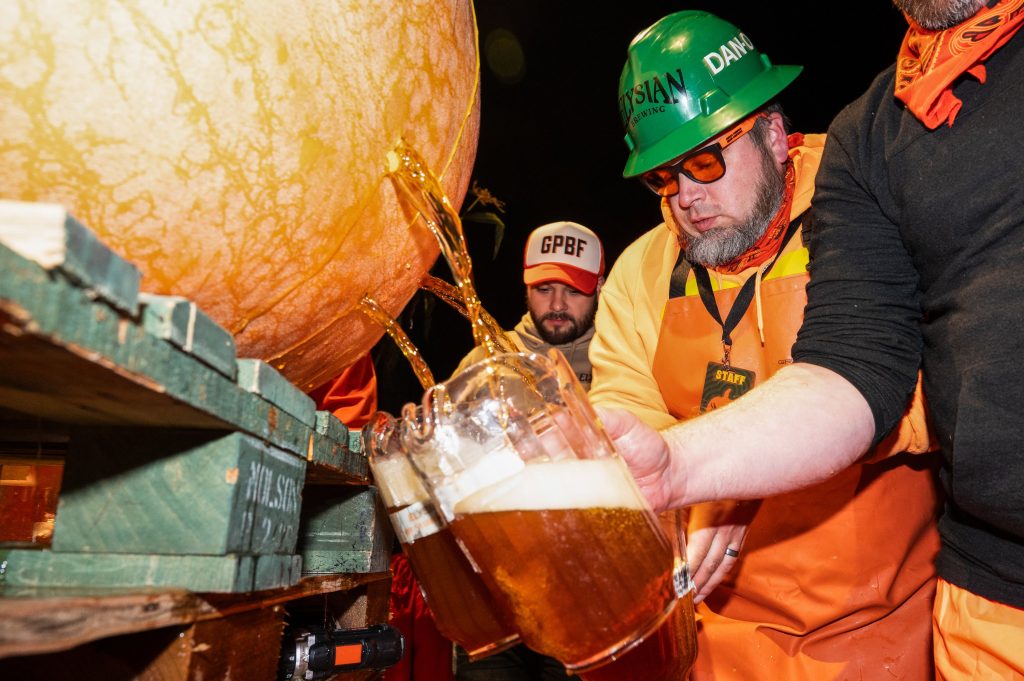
[933, 578, 1024, 680]
[651, 235, 940, 680]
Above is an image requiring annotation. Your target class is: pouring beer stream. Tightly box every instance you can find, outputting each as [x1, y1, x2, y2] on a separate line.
[387, 141, 508, 359]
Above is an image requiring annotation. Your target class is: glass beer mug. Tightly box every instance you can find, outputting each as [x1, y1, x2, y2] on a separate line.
[363, 411, 520, 659]
[578, 509, 698, 681]
[399, 350, 677, 672]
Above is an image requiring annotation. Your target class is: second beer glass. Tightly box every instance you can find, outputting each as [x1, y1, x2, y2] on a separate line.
[364, 411, 520, 660]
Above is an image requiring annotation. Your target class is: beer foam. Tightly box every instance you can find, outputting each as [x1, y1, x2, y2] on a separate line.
[428, 442, 525, 520]
[371, 455, 429, 507]
[454, 457, 647, 514]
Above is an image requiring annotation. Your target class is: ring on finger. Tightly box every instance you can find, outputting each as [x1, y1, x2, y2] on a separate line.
[724, 547, 740, 558]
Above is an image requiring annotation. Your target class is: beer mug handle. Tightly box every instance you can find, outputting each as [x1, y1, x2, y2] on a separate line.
[400, 390, 438, 446]
[663, 508, 695, 598]
[362, 410, 396, 462]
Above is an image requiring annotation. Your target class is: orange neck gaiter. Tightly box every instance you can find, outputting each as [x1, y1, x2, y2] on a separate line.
[715, 161, 796, 275]
[895, 0, 1024, 128]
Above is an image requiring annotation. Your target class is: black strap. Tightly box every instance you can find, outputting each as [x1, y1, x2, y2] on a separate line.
[691, 215, 803, 355]
[668, 249, 692, 299]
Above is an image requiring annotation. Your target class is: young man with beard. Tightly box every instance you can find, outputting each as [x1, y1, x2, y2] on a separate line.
[454, 221, 604, 391]
[589, 10, 942, 679]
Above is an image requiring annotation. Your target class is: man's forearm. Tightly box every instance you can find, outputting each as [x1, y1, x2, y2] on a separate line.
[659, 362, 876, 508]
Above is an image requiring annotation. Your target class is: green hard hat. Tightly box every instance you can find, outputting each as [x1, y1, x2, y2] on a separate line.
[618, 11, 802, 177]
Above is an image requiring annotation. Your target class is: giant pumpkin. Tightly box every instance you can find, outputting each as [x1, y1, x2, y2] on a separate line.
[0, 0, 480, 390]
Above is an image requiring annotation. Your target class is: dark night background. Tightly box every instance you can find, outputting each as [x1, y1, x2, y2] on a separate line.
[373, 1, 909, 414]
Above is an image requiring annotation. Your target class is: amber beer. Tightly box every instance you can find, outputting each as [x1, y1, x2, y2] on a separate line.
[371, 455, 519, 659]
[580, 591, 697, 681]
[449, 456, 676, 672]
[581, 508, 698, 680]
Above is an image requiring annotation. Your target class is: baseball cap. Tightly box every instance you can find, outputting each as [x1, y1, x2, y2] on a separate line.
[523, 221, 605, 295]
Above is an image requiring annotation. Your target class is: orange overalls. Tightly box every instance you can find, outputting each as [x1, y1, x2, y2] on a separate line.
[651, 225, 941, 680]
[933, 579, 1024, 680]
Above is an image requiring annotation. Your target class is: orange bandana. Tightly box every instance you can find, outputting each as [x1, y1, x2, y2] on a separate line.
[895, 0, 1024, 128]
[716, 161, 796, 275]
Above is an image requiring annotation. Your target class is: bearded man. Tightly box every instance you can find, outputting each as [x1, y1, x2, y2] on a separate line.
[589, 10, 941, 680]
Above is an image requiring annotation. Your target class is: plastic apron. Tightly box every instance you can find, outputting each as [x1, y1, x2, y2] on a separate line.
[651, 227, 941, 680]
[933, 578, 1024, 680]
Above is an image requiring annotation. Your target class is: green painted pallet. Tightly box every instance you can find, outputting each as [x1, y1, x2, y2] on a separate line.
[140, 293, 238, 380]
[0, 246, 308, 455]
[0, 549, 299, 593]
[306, 411, 370, 483]
[237, 359, 317, 427]
[298, 486, 392, 575]
[0, 201, 383, 597]
[52, 430, 306, 556]
[0, 200, 141, 316]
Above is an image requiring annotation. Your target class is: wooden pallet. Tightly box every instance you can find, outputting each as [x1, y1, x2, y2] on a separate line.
[0, 201, 394, 677]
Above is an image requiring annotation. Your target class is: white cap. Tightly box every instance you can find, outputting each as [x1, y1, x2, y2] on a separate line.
[522, 221, 605, 295]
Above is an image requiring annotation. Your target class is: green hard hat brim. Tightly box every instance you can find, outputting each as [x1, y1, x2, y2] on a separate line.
[622, 64, 803, 178]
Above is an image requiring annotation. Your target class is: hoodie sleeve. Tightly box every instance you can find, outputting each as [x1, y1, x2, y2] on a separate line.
[589, 229, 678, 430]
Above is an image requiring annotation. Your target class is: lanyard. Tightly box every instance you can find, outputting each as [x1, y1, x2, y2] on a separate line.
[691, 216, 802, 366]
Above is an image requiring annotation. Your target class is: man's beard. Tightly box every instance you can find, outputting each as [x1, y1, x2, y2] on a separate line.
[891, 0, 986, 30]
[684, 147, 786, 268]
[529, 303, 597, 345]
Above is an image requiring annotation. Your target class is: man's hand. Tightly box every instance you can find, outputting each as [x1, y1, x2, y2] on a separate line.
[686, 500, 759, 604]
[595, 406, 676, 512]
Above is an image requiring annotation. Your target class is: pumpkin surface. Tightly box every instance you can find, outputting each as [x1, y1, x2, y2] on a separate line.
[0, 0, 480, 389]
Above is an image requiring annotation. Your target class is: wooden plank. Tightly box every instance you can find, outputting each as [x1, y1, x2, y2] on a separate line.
[298, 486, 393, 575]
[0, 573, 390, 658]
[0, 243, 311, 455]
[237, 358, 316, 427]
[0, 626, 189, 680]
[53, 430, 250, 555]
[307, 411, 370, 485]
[139, 293, 238, 380]
[248, 443, 307, 555]
[51, 430, 305, 556]
[333, 576, 393, 631]
[0, 609, 286, 680]
[0, 550, 256, 592]
[0, 200, 141, 316]
[348, 426, 365, 454]
[179, 608, 286, 680]
[316, 409, 350, 444]
[0, 311, 228, 429]
[253, 554, 303, 591]
[0, 606, 292, 675]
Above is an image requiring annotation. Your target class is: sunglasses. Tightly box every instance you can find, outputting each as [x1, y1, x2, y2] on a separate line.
[640, 112, 768, 197]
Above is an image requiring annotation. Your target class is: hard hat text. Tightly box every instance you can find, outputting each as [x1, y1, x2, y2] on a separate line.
[619, 69, 687, 127]
[703, 33, 755, 75]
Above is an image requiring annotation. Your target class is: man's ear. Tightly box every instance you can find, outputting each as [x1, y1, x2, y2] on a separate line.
[766, 112, 790, 165]
[595, 276, 606, 296]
